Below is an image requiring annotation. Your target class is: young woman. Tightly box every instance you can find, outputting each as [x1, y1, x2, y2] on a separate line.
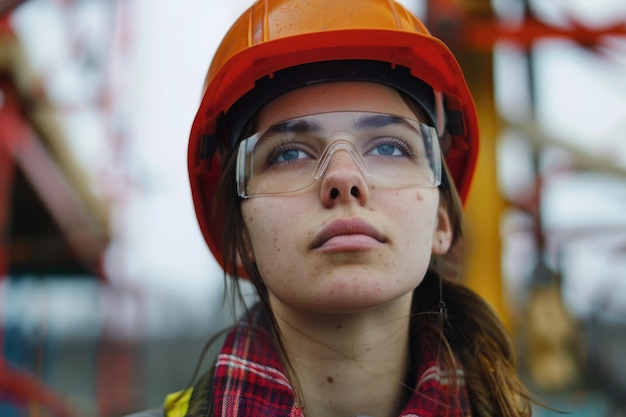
[131, 0, 532, 416]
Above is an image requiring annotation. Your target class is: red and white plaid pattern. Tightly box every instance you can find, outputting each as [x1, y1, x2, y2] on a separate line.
[212, 304, 471, 416]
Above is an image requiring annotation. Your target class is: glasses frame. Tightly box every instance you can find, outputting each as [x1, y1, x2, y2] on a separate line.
[235, 111, 443, 199]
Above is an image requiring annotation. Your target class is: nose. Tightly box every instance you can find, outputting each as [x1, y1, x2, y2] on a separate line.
[319, 150, 370, 207]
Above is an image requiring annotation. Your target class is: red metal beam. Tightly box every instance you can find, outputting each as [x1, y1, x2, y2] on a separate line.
[0, 79, 30, 279]
[0, 82, 78, 417]
[0, 358, 77, 417]
[466, 16, 626, 50]
[0, 1, 27, 19]
[0, 78, 108, 276]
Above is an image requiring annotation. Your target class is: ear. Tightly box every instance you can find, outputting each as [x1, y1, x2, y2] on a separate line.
[432, 204, 453, 255]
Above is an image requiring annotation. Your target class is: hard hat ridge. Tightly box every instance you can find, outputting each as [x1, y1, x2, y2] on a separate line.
[219, 60, 438, 152]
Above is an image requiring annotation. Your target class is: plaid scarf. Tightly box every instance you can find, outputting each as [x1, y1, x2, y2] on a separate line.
[206, 304, 470, 417]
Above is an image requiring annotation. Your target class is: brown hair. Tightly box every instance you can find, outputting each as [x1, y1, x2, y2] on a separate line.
[212, 99, 533, 417]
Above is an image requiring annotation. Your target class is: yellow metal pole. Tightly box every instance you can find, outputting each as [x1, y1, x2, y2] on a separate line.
[425, 0, 509, 327]
[462, 62, 510, 329]
[454, 3, 511, 329]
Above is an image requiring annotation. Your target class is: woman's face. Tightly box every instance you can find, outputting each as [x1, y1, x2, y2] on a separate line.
[241, 82, 452, 314]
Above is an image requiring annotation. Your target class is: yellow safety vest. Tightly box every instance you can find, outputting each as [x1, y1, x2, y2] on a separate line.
[163, 389, 192, 417]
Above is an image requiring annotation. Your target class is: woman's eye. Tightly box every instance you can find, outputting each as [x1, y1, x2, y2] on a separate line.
[366, 138, 412, 157]
[265, 142, 315, 166]
[275, 148, 306, 162]
[373, 143, 403, 156]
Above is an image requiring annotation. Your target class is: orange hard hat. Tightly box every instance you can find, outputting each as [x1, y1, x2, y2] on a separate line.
[188, 0, 479, 275]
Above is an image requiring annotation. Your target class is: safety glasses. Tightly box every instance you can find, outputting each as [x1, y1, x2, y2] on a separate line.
[236, 111, 442, 198]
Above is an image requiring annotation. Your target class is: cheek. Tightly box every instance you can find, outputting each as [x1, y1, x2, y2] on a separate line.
[386, 190, 438, 246]
[244, 203, 278, 252]
[242, 199, 307, 260]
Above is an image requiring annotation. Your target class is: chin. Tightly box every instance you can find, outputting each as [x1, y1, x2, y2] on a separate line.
[308, 282, 414, 315]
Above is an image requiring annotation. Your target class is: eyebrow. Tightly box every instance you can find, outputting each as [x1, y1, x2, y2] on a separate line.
[353, 114, 417, 131]
[265, 119, 322, 135]
[263, 113, 418, 137]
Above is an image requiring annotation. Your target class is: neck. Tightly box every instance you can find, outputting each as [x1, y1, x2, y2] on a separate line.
[270, 294, 414, 417]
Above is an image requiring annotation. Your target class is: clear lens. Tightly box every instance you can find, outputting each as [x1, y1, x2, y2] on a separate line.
[236, 111, 442, 198]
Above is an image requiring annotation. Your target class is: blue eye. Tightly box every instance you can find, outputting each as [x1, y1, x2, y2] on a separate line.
[368, 139, 411, 157]
[276, 148, 306, 162]
[374, 143, 401, 156]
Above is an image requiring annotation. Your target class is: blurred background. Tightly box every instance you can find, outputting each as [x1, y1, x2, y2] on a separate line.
[0, 0, 624, 416]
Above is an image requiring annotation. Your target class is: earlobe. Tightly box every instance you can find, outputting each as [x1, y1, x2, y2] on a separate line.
[432, 205, 453, 255]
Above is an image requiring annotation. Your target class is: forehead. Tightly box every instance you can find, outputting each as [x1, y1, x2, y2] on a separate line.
[256, 81, 418, 132]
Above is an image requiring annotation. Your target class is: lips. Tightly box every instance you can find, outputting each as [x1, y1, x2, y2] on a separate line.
[311, 217, 386, 251]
